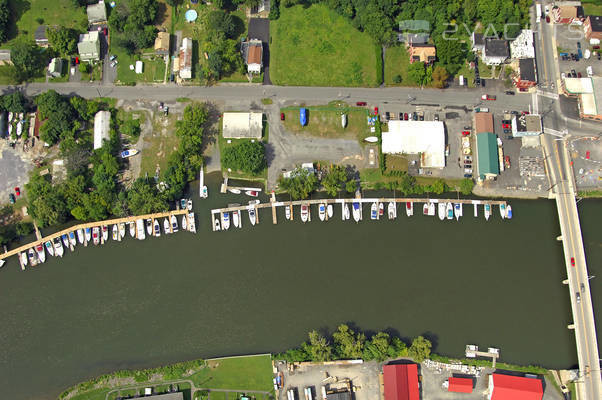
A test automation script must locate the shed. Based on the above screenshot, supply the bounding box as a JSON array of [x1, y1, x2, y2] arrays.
[[382, 121, 445, 168], [135, 60, 143, 74], [48, 58, 63, 78], [448, 377, 473, 393], [488, 373, 543, 400], [476, 132, 499, 179], [474, 112, 493, 134], [0, 49, 12, 65], [94, 110, 111, 150], [87, 1, 108, 25], [222, 112, 263, 139], [383, 363, 419, 400]]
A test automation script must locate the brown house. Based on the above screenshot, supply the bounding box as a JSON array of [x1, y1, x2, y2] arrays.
[[584, 15, 602, 41], [409, 44, 436, 64]]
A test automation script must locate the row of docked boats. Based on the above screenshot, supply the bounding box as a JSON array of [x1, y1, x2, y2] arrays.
[[214, 201, 259, 230]]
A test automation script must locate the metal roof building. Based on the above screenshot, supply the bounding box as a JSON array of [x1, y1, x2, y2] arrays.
[[179, 38, 193, 79], [382, 121, 445, 168], [93, 111, 111, 150], [510, 30, 534, 59], [222, 112, 263, 139], [140, 393, 183, 400], [488, 373, 543, 400], [383, 363, 420, 400], [476, 132, 499, 179], [87, 1, 107, 25], [448, 377, 473, 393]]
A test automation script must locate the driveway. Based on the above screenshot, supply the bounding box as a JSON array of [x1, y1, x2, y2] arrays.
[[248, 18, 271, 85]]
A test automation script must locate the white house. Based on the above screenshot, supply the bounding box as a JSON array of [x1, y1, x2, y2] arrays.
[[222, 112, 263, 139]]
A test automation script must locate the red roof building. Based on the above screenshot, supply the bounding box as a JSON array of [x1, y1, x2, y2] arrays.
[[489, 373, 543, 400], [383, 364, 420, 400], [448, 377, 473, 393]]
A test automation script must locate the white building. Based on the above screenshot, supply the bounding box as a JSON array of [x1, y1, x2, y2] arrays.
[[222, 112, 263, 139], [382, 121, 445, 168], [93, 110, 111, 150], [510, 30, 535, 59], [179, 38, 193, 79]]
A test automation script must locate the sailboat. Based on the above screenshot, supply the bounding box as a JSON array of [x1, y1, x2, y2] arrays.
[[406, 201, 413, 217], [370, 202, 378, 220], [454, 203, 462, 220], [200, 169, 208, 198], [319, 203, 326, 221], [300, 204, 309, 222], [484, 204, 491, 221], [446, 202, 453, 220], [388, 202, 396, 219], [352, 201, 361, 222]]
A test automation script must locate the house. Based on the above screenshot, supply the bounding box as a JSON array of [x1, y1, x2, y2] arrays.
[[471, 32, 486, 53], [382, 121, 445, 168], [222, 112, 263, 139], [510, 30, 534, 59], [487, 373, 543, 400], [0, 50, 11, 65], [552, 6, 584, 24], [482, 39, 509, 65], [514, 58, 537, 90], [47, 58, 63, 78], [511, 114, 542, 137], [383, 363, 420, 400], [448, 377, 473, 393], [77, 31, 100, 62], [242, 39, 263, 73], [34, 25, 48, 47], [476, 132, 499, 180], [474, 112, 494, 134], [154, 32, 170, 55], [408, 44, 436, 64], [584, 15, 602, 41], [87, 1, 107, 25], [93, 111, 111, 150], [179, 37, 193, 79]]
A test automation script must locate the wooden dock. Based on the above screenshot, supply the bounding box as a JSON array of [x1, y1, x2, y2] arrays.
[[0, 209, 190, 262]]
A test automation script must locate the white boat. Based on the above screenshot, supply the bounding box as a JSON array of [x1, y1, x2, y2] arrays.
[[352, 201, 361, 222], [180, 199, 187, 210], [214, 217, 221, 231], [319, 203, 326, 221], [45, 240, 54, 256], [92, 227, 100, 245], [16, 121, 22, 136], [343, 203, 350, 220], [163, 218, 171, 234], [301, 204, 309, 223], [484, 204, 491, 221], [378, 202, 384, 218], [423, 203, 429, 215], [506, 204, 513, 219], [119, 222, 126, 239], [20, 252, 28, 267], [101, 225, 109, 242], [406, 201, 413, 217], [69, 231, 77, 247], [61, 234, 70, 249], [248, 206, 256, 226], [187, 199, 193, 210], [499, 204, 506, 219], [285, 205, 291, 220], [8, 123, 12, 136], [234, 210, 242, 228], [388, 202, 396, 219], [438, 203, 446, 220], [428, 202, 436, 216], [182, 214, 188, 231], [171, 215, 179, 232], [454, 203, 462, 220], [53, 238, 64, 257], [245, 190, 259, 197], [129, 221, 136, 237], [77, 228, 85, 244], [36, 244, 46, 263], [8, 112, 13, 123], [473, 203, 478, 217], [370, 202, 378, 220], [221, 212, 230, 230], [187, 213, 196, 233], [28, 248, 38, 266], [85, 227, 92, 243], [446, 202, 453, 220], [228, 188, 241, 194], [120, 149, 139, 158], [364, 136, 378, 143], [341, 113, 347, 128], [146, 219, 153, 235], [327, 204, 333, 219], [154, 219, 161, 236], [199, 169, 208, 199], [112, 224, 119, 241], [136, 219, 146, 240]]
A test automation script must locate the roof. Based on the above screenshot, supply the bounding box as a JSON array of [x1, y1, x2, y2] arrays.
[[154, 32, 170, 51], [87, 1, 107, 23], [222, 112, 263, 139], [476, 132, 499, 177], [448, 377, 473, 393], [484, 39, 509, 58], [472, 32, 485, 46], [519, 58, 536, 82], [587, 15, 602, 32], [78, 31, 100, 59], [383, 364, 419, 400], [490, 374, 543, 400], [0, 49, 11, 61], [48, 58, 62, 74], [247, 42, 262, 65], [564, 77, 593, 94], [555, 6, 581, 19], [140, 393, 184, 400], [179, 37, 193, 79], [383, 121, 445, 168], [325, 392, 352, 400], [581, 76, 602, 116], [474, 112, 494, 133], [406, 33, 430, 45], [93, 111, 111, 150], [514, 114, 542, 135], [34, 25, 47, 41], [510, 30, 534, 59]]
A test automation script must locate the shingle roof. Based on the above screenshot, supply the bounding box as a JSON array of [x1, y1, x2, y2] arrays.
[[519, 58, 536, 82], [588, 15, 602, 32], [34, 25, 47, 41], [484, 39, 509, 58], [87, 1, 107, 24], [247, 43, 262, 65]]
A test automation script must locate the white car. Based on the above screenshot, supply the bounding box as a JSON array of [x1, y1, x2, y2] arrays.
[[464, 168, 473, 174]]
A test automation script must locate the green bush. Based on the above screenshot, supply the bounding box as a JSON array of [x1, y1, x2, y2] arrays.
[[375, 44, 383, 85], [222, 141, 266, 175]]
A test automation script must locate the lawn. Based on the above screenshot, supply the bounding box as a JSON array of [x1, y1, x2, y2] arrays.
[[140, 113, 180, 177], [113, 46, 167, 84], [384, 45, 411, 86], [270, 4, 378, 87], [384, 154, 409, 173], [80, 62, 103, 82], [582, 0, 602, 15], [1, 0, 87, 48], [188, 355, 273, 391], [455, 63, 476, 88], [281, 104, 370, 141]]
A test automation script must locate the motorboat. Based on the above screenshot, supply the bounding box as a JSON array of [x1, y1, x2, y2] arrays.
[[68, 231, 77, 247], [171, 215, 179, 232], [180, 199, 187, 210], [20, 252, 28, 267], [199, 169, 208, 198], [319, 203, 326, 221], [454, 203, 462, 220], [45, 240, 54, 256], [221, 212, 230, 230], [343, 203, 350, 220], [370, 202, 378, 220], [499, 203, 506, 219], [406, 201, 413, 217], [129, 221, 136, 237], [16, 121, 22, 136], [352, 201, 361, 222], [36, 244, 46, 263], [285, 205, 291, 220], [228, 188, 241, 194], [8, 112, 12, 123], [182, 214, 188, 231], [446, 202, 453, 220], [438, 202, 446, 220], [236, 210, 243, 228], [120, 149, 139, 158], [146, 219, 153, 236], [388, 202, 396, 219], [214, 217, 221, 231], [77, 228, 85, 244], [364, 136, 378, 143], [428, 202, 436, 216], [187, 199, 193, 210], [119, 222, 126, 239], [301, 204, 309, 223], [101, 225, 108, 242], [248, 206, 256, 226], [327, 204, 333, 219], [473, 203, 478, 217], [154, 219, 161, 236], [341, 113, 347, 128], [201, 185, 208, 199], [27, 248, 37, 266], [53, 237, 64, 257], [163, 218, 171, 234], [136, 219, 146, 240], [423, 203, 429, 215], [484, 204, 491, 221], [112, 224, 119, 241], [85, 227, 92, 243], [92, 227, 100, 245], [245, 190, 259, 197], [378, 202, 384, 217], [61, 234, 70, 249], [506, 204, 513, 219], [187, 213, 196, 233]]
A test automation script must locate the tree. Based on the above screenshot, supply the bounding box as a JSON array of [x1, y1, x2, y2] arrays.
[[408, 336, 432, 362], [121, 118, 141, 139], [431, 65, 450, 88], [10, 40, 46, 82], [127, 178, 169, 215], [2, 91, 27, 113], [35, 90, 76, 145], [78, 62, 90, 74], [407, 62, 426, 85], [363, 331, 398, 362], [26, 174, 68, 227], [47, 26, 79, 57], [345, 179, 356, 193], [435, 38, 465, 75], [333, 324, 365, 359], [392, 74, 402, 84], [459, 178, 474, 195], [207, 10, 236, 39], [222, 141, 266, 175], [278, 167, 318, 200], [321, 165, 349, 196], [430, 178, 447, 194], [0, 0, 9, 44], [303, 330, 332, 362]]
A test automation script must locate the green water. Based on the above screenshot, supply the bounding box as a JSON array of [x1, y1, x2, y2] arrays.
[[0, 173, 600, 400]]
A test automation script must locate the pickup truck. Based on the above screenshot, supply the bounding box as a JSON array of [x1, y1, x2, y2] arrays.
[[481, 94, 496, 100]]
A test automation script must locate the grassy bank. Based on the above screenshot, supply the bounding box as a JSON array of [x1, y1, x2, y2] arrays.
[[270, 4, 378, 87], [578, 189, 602, 198], [280, 104, 370, 141], [384, 45, 411, 86]]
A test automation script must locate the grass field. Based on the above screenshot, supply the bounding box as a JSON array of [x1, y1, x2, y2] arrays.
[[140, 113, 179, 177], [281, 105, 370, 141], [114, 48, 167, 84], [384, 45, 411, 86], [270, 4, 378, 87], [188, 355, 273, 391], [582, 0, 602, 15], [384, 155, 409, 173]]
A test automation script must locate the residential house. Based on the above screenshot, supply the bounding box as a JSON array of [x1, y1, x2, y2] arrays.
[[552, 5, 584, 24], [222, 112, 263, 139], [584, 15, 602, 41], [471, 32, 486, 53], [154, 32, 170, 56], [87, 1, 108, 25], [482, 39, 509, 65], [47, 58, 63, 78], [408, 44, 436, 64], [514, 58, 537, 90], [34, 25, 48, 47], [398, 32, 429, 45], [78, 31, 100, 62], [242, 39, 263, 73], [0, 50, 11, 66], [510, 30, 534, 59], [179, 37, 193, 79]]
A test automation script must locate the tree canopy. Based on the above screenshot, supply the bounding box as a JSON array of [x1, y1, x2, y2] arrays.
[[408, 335, 432, 362], [47, 26, 80, 57], [222, 141, 266, 175], [35, 90, 77, 145], [278, 167, 318, 200], [10, 40, 46, 82], [321, 165, 355, 196], [0, 0, 9, 44], [109, 0, 158, 53], [2, 91, 28, 113]]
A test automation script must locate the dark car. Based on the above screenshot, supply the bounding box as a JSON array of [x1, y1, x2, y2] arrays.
[[546, 15, 550, 23], [505, 90, 515, 95], [8, 193, 15, 204], [578, 72, 582, 78], [577, 42, 581, 49], [385, 111, 390, 121], [598, 52, 601, 61], [356, 101, 367, 106], [511, 110, 519, 115], [419, 113, 424, 121], [481, 80, 485, 87], [412, 112, 418, 121], [399, 112, 404, 120], [280, 112, 285, 121], [463, 173, 472, 178], [70, 57, 76, 66]]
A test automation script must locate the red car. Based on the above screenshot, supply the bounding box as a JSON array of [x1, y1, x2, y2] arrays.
[[571, 257, 575, 267], [374, 106, 379, 115], [280, 112, 285, 121], [14, 187, 20, 196], [546, 15, 550, 23], [504, 156, 510, 169], [502, 123, 510, 129], [403, 113, 408, 120], [356, 101, 367, 106], [103, 27, 108, 36], [481, 94, 496, 100], [586, 151, 590, 160], [75, 56, 79, 65], [521, 110, 530, 115], [462, 131, 470, 136]]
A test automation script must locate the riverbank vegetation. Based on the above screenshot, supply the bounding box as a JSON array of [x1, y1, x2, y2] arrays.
[[222, 141, 266, 176], [278, 164, 357, 200]]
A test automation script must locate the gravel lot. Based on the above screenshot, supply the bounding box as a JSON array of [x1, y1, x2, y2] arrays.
[[570, 136, 602, 189]]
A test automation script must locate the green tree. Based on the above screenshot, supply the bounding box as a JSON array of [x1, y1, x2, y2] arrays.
[[430, 178, 447, 194], [25, 173, 68, 227], [392, 74, 402, 84], [408, 336, 432, 362], [35, 90, 77, 145], [222, 141, 266, 175], [407, 62, 426, 85], [321, 165, 349, 196], [431, 65, 450, 88], [459, 178, 474, 195], [127, 178, 169, 215], [47, 26, 79, 57], [10, 40, 46, 82], [121, 118, 141, 139], [2, 91, 27, 113], [333, 324, 365, 359], [363, 331, 397, 362], [0, 0, 9, 44], [15, 222, 34, 237], [435, 39, 465, 75], [303, 330, 332, 362], [278, 167, 318, 200], [207, 10, 236, 39], [345, 179, 356, 193]]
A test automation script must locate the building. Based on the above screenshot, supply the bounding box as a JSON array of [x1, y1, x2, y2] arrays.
[[222, 112, 263, 139], [93, 111, 111, 150], [77, 31, 100, 61], [474, 112, 494, 134], [562, 77, 602, 120], [476, 132, 499, 180], [511, 114, 542, 137], [0, 49, 11, 65], [135, 60, 143, 74], [325, 391, 352, 400], [408, 44, 436, 64], [87, 1, 107, 25], [242, 39, 263, 73], [382, 121, 445, 168], [510, 30, 534, 59], [514, 58, 537, 90], [448, 377, 473, 393], [154, 32, 170, 55], [383, 363, 420, 400], [482, 39, 509, 65], [47, 58, 63, 78], [471, 32, 486, 53], [179, 37, 193, 79], [584, 15, 602, 41], [34, 25, 48, 47], [553, 6, 584, 24], [488, 373, 543, 400]]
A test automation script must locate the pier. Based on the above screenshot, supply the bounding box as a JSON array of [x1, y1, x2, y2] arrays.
[[465, 345, 500, 368]]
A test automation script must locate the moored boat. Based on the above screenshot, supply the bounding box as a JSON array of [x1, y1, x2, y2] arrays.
[[27, 248, 37, 266], [187, 199, 193, 210], [36, 244, 46, 263], [364, 136, 378, 143], [341, 113, 347, 128], [506, 204, 512, 219], [61, 234, 70, 249], [171, 214, 179, 232], [378, 202, 384, 217], [248, 206, 256, 226], [446, 202, 453, 220], [388, 202, 396, 219], [428, 201, 436, 216], [499, 203, 506, 219], [438, 203, 446, 220], [454, 203, 462, 220], [45, 240, 54, 256], [77, 228, 85, 244], [199, 169, 208, 199], [187, 213, 196, 233], [119, 222, 126, 239], [129, 221, 136, 237], [20, 252, 28, 267], [406, 201, 413, 217], [68, 231, 77, 248], [112, 224, 119, 241], [423, 203, 429, 215], [85, 227, 92, 244], [163, 218, 171, 234], [53, 237, 64, 257], [154, 219, 161, 236], [352, 201, 361, 222], [327, 204, 333, 219], [92, 227, 100, 245], [319, 203, 326, 221], [180, 199, 187, 210], [101, 225, 109, 242], [120, 149, 139, 158], [484, 204, 491, 221], [343, 203, 350, 220], [136, 219, 146, 240], [473, 203, 478, 217], [285, 205, 291, 220], [228, 188, 241, 194], [221, 212, 230, 230], [182, 214, 188, 231], [146, 219, 153, 236], [300, 204, 309, 223], [214, 216, 221, 231], [370, 202, 378, 220], [245, 190, 259, 197]]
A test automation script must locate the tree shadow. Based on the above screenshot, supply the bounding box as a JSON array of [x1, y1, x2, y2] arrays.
[[200, 101, 220, 153], [155, 2, 169, 28], [7, 0, 31, 41], [231, 14, 246, 40], [264, 141, 276, 167]]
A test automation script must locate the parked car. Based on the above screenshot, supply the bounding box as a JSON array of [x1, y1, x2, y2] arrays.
[[110, 55, 117, 61], [374, 106, 379, 115], [464, 156, 472, 162], [75, 56, 79, 65], [546, 15, 550, 23], [481, 94, 496, 100], [576, 292, 581, 303], [502, 123, 510, 129], [404, 113, 408, 120], [70, 57, 76, 66], [598, 52, 601, 61], [399, 112, 403, 120], [462, 131, 470, 136], [8, 193, 15, 204], [110, 60, 118, 68], [505, 90, 515, 95], [503, 129, 511, 134], [280, 112, 285, 121], [434, 114, 439, 121], [412, 112, 418, 121], [571, 257, 575, 267], [504, 156, 510, 169], [14, 187, 20, 196], [578, 72, 582, 78], [586, 150, 590, 159], [103, 27, 108, 36], [464, 168, 473, 174], [385, 111, 390, 121], [356, 101, 367, 106], [577, 41, 581, 49], [419, 113, 424, 121]]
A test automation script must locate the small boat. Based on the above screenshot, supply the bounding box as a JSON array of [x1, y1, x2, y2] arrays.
[[27, 248, 37, 266], [136, 219, 146, 239], [0, 260, 4, 268], [187, 213, 196, 233], [438, 203, 446, 220], [68, 231, 77, 247], [182, 214, 188, 231], [319, 203, 326, 221], [364, 136, 378, 143], [8, 112, 12, 122], [45, 240, 54, 256], [129, 221, 136, 237], [77, 228, 85, 244], [8, 123, 12, 136], [378, 202, 384, 217], [101, 225, 109, 242], [285, 205, 291, 220], [36, 244, 46, 263], [163, 218, 171, 234], [180, 199, 187, 210], [423, 203, 429, 215], [454, 203, 462, 220], [228, 188, 241, 194], [201, 185, 208, 198], [146, 219, 153, 236], [327, 204, 334, 219], [248, 207, 256, 226], [20, 252, 28, 267], [506, 204, 513, 219], [341, 113, 347, 128], [120, 149, 139, 158], [171, 215, 179, 232], [406, 201, 413, 217], [370, 202, 378, 220], [428, 202, 436, 216], [484, 204, 491, 221], [473, 203, 478, 217], [214, 217, 221, 231], [187, 199, 193, 210], [61, 234, 70, 249], [388, 202, 396, 219], [236, 210, 243, 228], [446, 202, 453, 220], [221, 212, 230, 230], [53, 237, 64, 257], [85, 227, 92, 243], [92, 227, 100, 245], [301, 204, 309, 223], [154, 219, 161, 236], [16, 121, 22, 136], [352, 201, 361, 222], [343, 203, 350, 220], [499, 203, 506, 219], [119, 222, 126, 239], [199, 169, 208, 199], [245, 190, 259, 197], [112, 224, 119, 241]]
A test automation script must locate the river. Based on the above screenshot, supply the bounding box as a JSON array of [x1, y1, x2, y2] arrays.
[[0, 173, 600, 400]]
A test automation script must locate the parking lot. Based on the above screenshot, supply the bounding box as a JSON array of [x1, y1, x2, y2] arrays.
[[555, 24, 602, 79], [571, 136, 602, 189]]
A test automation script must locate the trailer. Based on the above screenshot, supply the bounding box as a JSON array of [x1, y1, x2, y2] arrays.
[[299, 108, 307, 126], [536, 4, 542, 23]]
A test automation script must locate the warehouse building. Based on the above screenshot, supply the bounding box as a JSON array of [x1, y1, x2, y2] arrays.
[[93, 110, 111, 150], [383, 363, 420, 400], [222, 112, 263, 139], [476, 132, 499, 180], [488, 373, 543, 400], [382, 121, 445, 168]]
